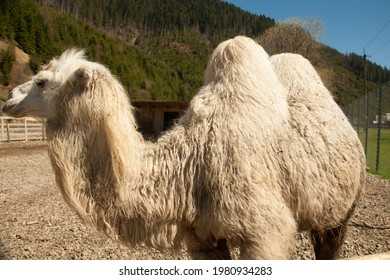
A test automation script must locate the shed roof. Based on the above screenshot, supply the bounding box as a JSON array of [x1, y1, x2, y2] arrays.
[[131, 100, 189, 110]]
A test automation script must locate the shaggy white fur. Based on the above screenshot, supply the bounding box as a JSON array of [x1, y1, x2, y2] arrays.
[[2, 37, 365, 260], [270, 53, 365, 225], [270, 53, 365, 259]]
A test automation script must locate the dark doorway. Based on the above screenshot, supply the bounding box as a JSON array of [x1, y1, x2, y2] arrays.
[[163, 111, 181, 131]]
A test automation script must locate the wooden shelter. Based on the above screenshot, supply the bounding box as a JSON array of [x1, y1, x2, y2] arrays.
[[132, 101, 189, 140]]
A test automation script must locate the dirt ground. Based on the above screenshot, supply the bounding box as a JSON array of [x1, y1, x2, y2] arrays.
[[0, 141, 389, 260]]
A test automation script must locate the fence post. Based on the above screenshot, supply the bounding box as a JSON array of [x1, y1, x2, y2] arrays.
[[24, 118, 28, 142], [364, 90, 369, 156], [1, 117, 3, 140], [375, 83, 383, 174], [6, 122, 10, 142], [357, 98, 360, 135], [364, 51, 369, 156], [42, 121, 46, 141]]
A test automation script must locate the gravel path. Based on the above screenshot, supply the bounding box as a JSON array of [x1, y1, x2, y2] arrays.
[[0, 141, 389, 260]]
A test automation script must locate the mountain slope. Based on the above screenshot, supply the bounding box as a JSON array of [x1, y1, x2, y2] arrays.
[[36, 0, 275, 38], [0, 0, 388, 105]]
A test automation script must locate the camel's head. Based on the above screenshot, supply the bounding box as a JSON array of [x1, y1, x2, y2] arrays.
[[2, 49, 98, 120]]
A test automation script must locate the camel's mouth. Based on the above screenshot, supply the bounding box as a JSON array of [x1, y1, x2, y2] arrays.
[[1, 100, 25, 118], [2, 101, 16, 114], [2, 91, 18, 114]]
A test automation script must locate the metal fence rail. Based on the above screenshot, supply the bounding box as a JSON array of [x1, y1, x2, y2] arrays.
[[0, 116, 46, 142], [343, 81, 390, 179]]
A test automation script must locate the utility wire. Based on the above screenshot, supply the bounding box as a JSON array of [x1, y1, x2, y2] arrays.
[[372, 37, 390, 55], [382, 52, 390, 67], [365, 18, 390, 50]]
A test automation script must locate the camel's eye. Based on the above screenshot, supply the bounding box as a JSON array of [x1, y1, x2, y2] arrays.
[[36, 79, 46, 89]]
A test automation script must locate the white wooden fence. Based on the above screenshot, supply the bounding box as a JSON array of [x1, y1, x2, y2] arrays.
[[0, 116, 46, 142]]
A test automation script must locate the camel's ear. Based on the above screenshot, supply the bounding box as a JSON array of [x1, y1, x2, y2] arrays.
[[73, 67, 92, 88]]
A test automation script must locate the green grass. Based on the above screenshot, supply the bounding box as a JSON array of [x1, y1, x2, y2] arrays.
[[356, 127, 390, 179]]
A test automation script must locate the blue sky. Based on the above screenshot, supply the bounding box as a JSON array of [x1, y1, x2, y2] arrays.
[[224, 0, 390, 69]]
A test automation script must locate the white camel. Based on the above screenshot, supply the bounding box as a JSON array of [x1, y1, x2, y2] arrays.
[[2, 36, 365, 259]]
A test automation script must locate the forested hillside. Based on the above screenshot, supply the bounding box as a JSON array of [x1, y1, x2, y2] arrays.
[[35, 0, 274, 37], [0, 0, 389, 105]]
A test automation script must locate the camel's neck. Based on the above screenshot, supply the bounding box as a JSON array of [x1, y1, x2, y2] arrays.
[[45, 98, 140, 232], [46, 109, 193, 248]]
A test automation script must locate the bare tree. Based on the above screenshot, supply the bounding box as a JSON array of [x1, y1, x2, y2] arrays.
[[258, 18, 336, 94], [257, 17, 324, 60], [285, 17, 324, 41]]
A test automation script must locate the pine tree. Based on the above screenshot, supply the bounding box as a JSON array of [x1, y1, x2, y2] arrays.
[[0, 46, 16, 85]]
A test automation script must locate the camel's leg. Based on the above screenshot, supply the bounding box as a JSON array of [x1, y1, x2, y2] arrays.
[[239, 237, 293, 260], [239, 219, 297, 259], [238, 201, 297, 259], [311, 225, 347, 260], [184, 230, 231, 260], [240, 240, 267, 260], [311, 203, 357, 260]]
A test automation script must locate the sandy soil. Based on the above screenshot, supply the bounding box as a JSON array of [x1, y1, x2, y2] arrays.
[[0, 141, 389, 260]]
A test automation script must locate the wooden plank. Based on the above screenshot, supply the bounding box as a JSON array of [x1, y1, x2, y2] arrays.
[[347, 251, 390, 260]]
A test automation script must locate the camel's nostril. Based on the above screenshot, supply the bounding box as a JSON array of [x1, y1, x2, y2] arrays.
[[1, 102, 12, 114], [8, 91, 13, 100]]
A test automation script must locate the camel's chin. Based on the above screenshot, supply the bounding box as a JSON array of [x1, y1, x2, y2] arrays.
[[2, 104, 26, 118], [1, 102, 15, 114]]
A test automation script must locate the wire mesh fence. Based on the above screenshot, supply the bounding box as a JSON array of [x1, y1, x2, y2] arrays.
[[343, 81, 390, 179]]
